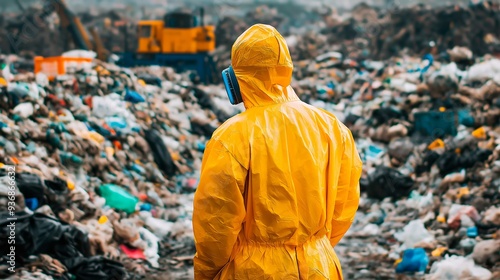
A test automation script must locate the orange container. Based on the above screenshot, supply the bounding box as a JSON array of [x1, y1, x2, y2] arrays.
[[34, 56, 93, 81]]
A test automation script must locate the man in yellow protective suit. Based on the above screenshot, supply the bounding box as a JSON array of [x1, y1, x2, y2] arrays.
[[192, 24, 362, 279]]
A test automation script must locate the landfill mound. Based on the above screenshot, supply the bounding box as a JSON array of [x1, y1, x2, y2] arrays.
[[3, 2, 500, 62], [215, 2, 500, 61], [319, 2, 500, 60], [212, 2, 500, 72]]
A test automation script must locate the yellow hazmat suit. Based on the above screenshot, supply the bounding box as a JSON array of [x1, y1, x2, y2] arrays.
[[193, 24, 362, 280]]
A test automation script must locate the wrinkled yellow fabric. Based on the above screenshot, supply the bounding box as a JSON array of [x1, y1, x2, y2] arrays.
[[193, 24, 362, 280]]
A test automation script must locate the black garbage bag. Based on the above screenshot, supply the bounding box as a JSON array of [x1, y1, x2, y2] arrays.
[[144, 129, 177, 177], [415, 151, 440, 175], [190, 121, 217, 138], [436, 149, 493, 176], [44, 177, 70, 215], [364, 166, 414, 200], [0, 213, 125, 279], [344, 114, 362, 127], [192, 87, 214, 111], [64, 256, 127, 280], [15, 172, 47, 206], [370, 107, 406, 127]]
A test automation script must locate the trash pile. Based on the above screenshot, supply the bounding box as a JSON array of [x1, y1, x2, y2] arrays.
[[0, 2, 500, 280], [212, 2, 500, 72], [320, 1, 500, 60], [291, 46, 500, 278], [215, 1, 500, 62], [0, 52, 243, 279]]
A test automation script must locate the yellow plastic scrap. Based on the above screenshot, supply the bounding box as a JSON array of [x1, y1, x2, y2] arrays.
[[394, 259, 403, 266], [437, 215, 446, 223], [439, 107, 446, 112], [138, 79, 146, 87], [0, 77, 7, 86], [95, 65, 110, 76], [98, 215, 108, 224], [105, 147, 115, 158], [193, 24, 362, 280], [431, 247, 447, 257], [88, 131, 105, 145], [67, 180, 75, 191], [457, 187, 470, 199], [428, 139, 445, 150], [472, 127, 486, 139], [171, 152, 180, 161], [48, 111, 56, 119]]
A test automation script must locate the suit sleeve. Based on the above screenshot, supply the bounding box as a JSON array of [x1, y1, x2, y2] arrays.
[[329, 125, 362, 247], [193, 139, 247, 279]]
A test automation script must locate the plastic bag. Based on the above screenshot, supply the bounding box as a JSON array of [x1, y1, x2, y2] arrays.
[[363, 166, 414, 200], [428, 256, 492, 280], [13, 102, 34, 119], [139, 211, 174, 239], [447, 204, 481, 229], [465, 59, 500, 82], [396, 248, 429, 273], [394, 220, 434, 248]]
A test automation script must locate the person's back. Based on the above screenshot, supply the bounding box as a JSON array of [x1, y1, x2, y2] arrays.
[[193, 24, 362, 280]]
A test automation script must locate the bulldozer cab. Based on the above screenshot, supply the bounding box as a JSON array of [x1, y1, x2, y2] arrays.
[[137, 20, 163, 53]]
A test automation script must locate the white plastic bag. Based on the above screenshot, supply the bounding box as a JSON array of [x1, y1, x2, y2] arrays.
[[428, 256, 492, 280], [13, 102, 34, 119], [394, 220, 434, 248], [465, 59, 500, 82]]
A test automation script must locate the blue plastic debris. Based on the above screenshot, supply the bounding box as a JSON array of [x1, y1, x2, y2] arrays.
[[105, 117, 128, 130], [365, 144, 385, 161], [130, 164, 146, 175], [458, 110, 475, 127], [124, 88, 145, 103], [196, 141, 206, 152], [466, 226, 478, 238], [396, 248, 429, 273], [140, 203, 152, 212], [414, 109, 473, 136], [25, 198, 39, 211]]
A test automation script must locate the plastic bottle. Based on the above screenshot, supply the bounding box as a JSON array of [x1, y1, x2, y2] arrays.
[[99, 184, 138, 214]]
